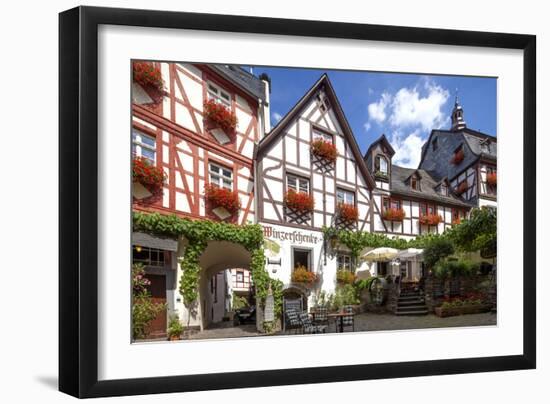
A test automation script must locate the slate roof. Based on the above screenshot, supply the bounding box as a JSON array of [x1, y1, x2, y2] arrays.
[[391, 165, 473, 208], [209, 64, 267, 102]]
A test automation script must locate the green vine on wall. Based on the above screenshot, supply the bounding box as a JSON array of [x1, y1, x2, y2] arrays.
[[133, 212, 283, 323]]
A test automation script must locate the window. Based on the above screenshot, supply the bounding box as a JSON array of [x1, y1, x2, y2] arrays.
[[440, 183, 448, 196], [383, 198, 401, 212], [287, 174, 309, 194], [336, 188, 355, 205], [207, 82, 231, 107], [316, 93, 331, 112], [432, 138, 438, 151], [132, 245, 165, 267], [132, 129, 156, 163], [375, 155, 388, 174], [209, 162, 233, 190], [293, 248, 311, 271], [312, 128, 333, 143], [411, 177, 419, 190], [236, 271, 244, 283], [337, 254, 353, 272]]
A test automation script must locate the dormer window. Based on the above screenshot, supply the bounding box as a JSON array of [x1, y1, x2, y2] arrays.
[[432, 138, 438, 151], [411, 177, 419, 191], [375, 155, 388, 176], [440, 183, 448, 196]]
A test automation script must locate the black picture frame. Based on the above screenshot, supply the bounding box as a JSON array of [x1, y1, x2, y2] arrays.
[[59, 6, 536, 398]]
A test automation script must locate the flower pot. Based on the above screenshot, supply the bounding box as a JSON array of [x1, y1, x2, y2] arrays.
[[169, 335, 181, 341]]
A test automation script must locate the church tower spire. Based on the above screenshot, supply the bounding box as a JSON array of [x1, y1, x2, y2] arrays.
[[451, 89, 467, 131]]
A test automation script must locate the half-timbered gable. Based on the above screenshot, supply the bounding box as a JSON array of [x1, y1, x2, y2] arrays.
[[132, 62, 269, 225], [256, 74, 375, 232]]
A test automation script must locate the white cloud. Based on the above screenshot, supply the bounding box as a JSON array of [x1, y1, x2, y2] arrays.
[[367, 92, 391, 124], [272, 112, 283, 123], [389, 80, 450, 131], [364, 122, 371, 132], [390, 130, 425, 168]]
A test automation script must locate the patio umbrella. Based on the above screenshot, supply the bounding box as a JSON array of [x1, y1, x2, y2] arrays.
[[361, 247, 399, 262], [397, 248, 424, 260]]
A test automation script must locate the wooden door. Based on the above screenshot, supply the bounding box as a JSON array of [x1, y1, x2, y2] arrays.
[[145, 274, 167, 338]]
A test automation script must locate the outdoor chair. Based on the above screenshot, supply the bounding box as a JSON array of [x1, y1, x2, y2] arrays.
[[341, 305, 355, 332], [298, 311, 327, 334], [313, 305, 329, 327], [284, 308, 302, 334]]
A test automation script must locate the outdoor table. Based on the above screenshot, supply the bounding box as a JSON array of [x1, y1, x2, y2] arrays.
[[327, 311, 354, 333]]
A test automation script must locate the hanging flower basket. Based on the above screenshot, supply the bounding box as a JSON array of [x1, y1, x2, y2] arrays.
[[486, 172, 497, 187], [451, 149, 464, 165], [204, 184, 241, 214], [337, 203, 358, 223], [291, 265, 318, 286], [311, 139, 338, 164], [382, 208, 406, 222], [132, 157, 166, 196], [456, 180, 468, 195], [419, 213, 443, 226], [133, 62, 165, 103], [203, 99, 238, 134], [284, 189, 314, 213]]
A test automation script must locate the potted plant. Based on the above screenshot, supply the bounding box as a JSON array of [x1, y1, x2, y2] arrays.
[[311, 138, 338, 164], [167, 314, 184, 341], [336, 269, 357, 285], [284, 189, 315, 213], [419, 213, 443, 226], [456, 180, 468, 195], [132, 157, 167, 199], [337, 203, 359, 223], [486, 172, 497, 187], [204, 184, 241, 215], [203, 99, 238, 135], [451, 148, 464, 165], [132, 61, 165, 103], [382, 207, 406, 222]]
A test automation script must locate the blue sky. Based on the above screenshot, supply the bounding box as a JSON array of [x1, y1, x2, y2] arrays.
[[245, 66, 496, 168]]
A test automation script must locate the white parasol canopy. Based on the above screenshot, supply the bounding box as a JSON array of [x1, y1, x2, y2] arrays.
[[397, 248, 424, 260], [362, 247, 399, 262]]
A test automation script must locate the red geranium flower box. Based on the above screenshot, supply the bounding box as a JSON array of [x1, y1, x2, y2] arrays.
[[419, 213, 443, 226], [311, 139, 338, 164], [456, 180, 468, 195], [132, 157, 166, 195], [133, 62, 165, 104], [203, 99, 238, 134], [486, 172, 497, 187], [382, 208, 406, 222], [284, 189, 315, 213], [451, 149, 465, 165], [204, 184, 241, 214], [291, 265, 318, 285], [337, 203, 358, 223]]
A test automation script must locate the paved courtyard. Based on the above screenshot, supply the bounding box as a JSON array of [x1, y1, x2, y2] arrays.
[[187, 312, 497, 340]]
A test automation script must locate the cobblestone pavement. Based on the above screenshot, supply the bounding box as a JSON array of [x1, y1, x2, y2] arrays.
[[186, 312, 496, 340]]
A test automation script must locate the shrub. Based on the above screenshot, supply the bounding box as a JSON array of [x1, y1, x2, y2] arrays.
[[337, 203, 358, 223], [232, 294, 248, 310], [383, 208, 406, 221], [203, 99, 238, 133], [330, 284, 360, 310], [419, 213, 442, 226], [132, 263, 166, 340], [132, 157, 167, 195], [284, 189, 314, 213], [204, 184, 241, 214], [423, 238, 455, 269], [336, 270, 357, 284], [311, 139, 338, 163], [433, 258, 479, 279], [291, 265, 318, 284], [167, 314, 184, 339]]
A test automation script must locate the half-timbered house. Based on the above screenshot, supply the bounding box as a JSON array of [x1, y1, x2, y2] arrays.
[[255, 74, 376, 307]]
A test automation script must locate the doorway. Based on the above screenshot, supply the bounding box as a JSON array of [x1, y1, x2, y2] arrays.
[[144, 274, 167, 338]]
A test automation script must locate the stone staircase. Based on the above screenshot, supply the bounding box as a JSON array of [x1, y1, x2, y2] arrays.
[[396, 288, 428, 316]]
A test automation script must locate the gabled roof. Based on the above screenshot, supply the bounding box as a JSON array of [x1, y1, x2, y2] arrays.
[[256, 74, 375, 189], [391, 165, 473, 208], [208, 64, 267, 103], [364, 133, 396, 158]]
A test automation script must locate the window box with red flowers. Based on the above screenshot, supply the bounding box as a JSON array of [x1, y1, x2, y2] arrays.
[[284, 189, 315, 214], [132, 157, 166, 198], [486, 172, 497, 187], [337, 203, 358, 223], [291, 265, 318, 286], [311, 138, 338, 164], [451, 148, 465, 165], [203, 99, 238, 136], [382, 208, 406, 222], [132, 62, 165, 103], [419, 213, 443, 226], [204, 184, 241, 215], [456, 180, 468, 195]]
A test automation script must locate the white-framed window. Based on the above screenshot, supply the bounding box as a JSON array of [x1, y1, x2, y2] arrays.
[[312, 128, 333, 143], [440, 183, 448, 196], [287, 174, 309, 194], [337, 254, 353, 272], [375, 155, 388, 174], [336, 188, 355, 205], [132, 245, 165, 267], [207, 82, 231, 107], [209, 162, 233, 190], [132, 129, 156, 163], [236, 271, 244, 283]]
